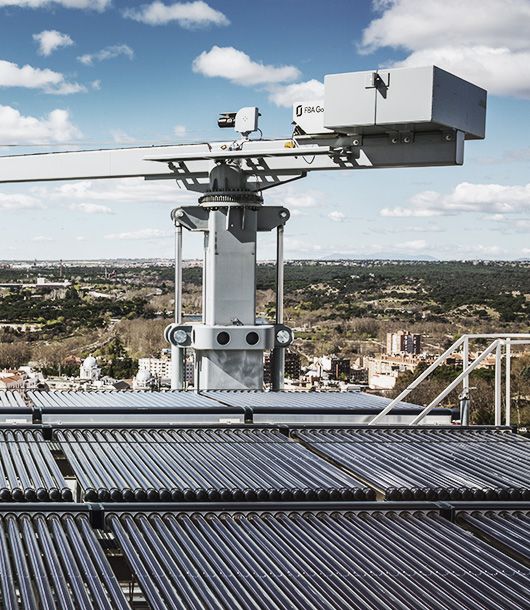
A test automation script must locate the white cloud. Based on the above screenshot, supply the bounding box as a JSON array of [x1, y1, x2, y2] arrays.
[[111, 129, 136, 144], [0, 0, 109, 9], [33, 30, 73, 56], [174, 124, 187, 138], [522, 247, 530, 256], [381, 181, 530, 217], [0, 59, 84, 94], [484, 215, 530, 233], [283, 193, 318, 209], [380, 206, 441, 218], [124, 1, 229, 27], [396, 239, 427, 251], [448, 243, 506, 257], [0, 192, 44, 210], [78, 44, 134, 66], [192, 46, 300, 86], [70, 202, 113, 215], [391, 46, 530, 98], [30, 177, 196, 206], [328, 211, 346, 223], [360, 0, 530, 98], [105, 228, 172, 240], [191, 46, 326, 108], [32, 235, 53, 242], [268, 79, 324, 108], [284, 237, 324, 255], [0, 106, 81, 144]]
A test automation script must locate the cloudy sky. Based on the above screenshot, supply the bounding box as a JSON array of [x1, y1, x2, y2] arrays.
[[0, 0, 529, 260]]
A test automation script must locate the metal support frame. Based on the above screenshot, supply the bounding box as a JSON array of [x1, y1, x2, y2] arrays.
[[505, 338, 511, 426], [369, 333, 530, 427], [410, 340, 501, 425], [0, 66, 487, 393], [495, 341, 502, 426], [165, 166, 292, 391], [271, 225, 285, 390], [171, 224, 184, 390]]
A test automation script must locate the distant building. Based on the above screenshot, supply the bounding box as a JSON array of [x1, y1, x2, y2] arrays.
[[18, 366, 45, 390], [285, 351, 302, 380], [80, 356, 101, 382], [386, 331, 421, 355], [133, 368, 155, 390], [329, 358, 351, 381], [364, 355, 419, 390], [264, 350, 302, 385], [0, 371, 24, 390], [138, 357, 171, 380], [350, 367, 368, 385]]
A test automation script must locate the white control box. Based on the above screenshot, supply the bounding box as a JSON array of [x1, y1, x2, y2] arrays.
[[324, 66, 487, 139]]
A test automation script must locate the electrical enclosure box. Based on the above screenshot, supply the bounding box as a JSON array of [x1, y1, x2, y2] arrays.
[[324, 66, 487, 139], [235, 107, 259, 135]]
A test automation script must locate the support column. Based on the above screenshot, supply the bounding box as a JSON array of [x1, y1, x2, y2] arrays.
[[171, 224, 184, 390], [165, 164, 292, 392], [271, 224, 285, 391], [197, 204, 263, 390]]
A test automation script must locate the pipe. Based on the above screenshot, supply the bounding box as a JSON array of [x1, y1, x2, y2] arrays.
[[271, 224, 285, 391]]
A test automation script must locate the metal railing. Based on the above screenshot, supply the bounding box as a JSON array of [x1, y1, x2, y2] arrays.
[[368, 334, 530, 426]]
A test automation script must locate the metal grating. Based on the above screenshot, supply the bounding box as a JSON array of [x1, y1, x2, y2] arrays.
[[459, 510, 530, 563], [0, 430, 72, 501], [295, 428, 530, 501], [0, 512, 130, 609], [56, 427, 372, 502], [0, 391, 26, 408], [108, 510, 530, 610]]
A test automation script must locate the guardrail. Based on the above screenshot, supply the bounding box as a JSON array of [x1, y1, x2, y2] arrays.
[[368, 334, 530, 426]]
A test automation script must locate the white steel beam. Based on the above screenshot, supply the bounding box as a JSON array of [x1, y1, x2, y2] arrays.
[[0, 131, 464, 190]]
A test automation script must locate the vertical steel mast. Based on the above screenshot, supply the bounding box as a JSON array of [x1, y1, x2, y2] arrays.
[[166, 161, 292, 390]]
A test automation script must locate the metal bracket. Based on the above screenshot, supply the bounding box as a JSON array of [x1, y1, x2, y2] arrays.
[[365, 71, 390, 98], [171, 206, 208, 231], [172, 205, 289, 233], [257, 207, 290, 231]]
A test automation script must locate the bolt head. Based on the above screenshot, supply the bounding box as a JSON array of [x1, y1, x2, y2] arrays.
[[276, 329, 291, 345], [173, 329, 188, 344]]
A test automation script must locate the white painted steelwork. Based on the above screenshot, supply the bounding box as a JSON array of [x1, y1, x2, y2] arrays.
[[0, 66, 486, 392], [369, 334, 530, 426]]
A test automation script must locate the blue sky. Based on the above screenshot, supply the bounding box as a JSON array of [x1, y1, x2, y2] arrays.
[[0, 0, 529, 260]]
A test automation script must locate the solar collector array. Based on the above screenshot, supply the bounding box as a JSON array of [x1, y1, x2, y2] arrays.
[[56, 428, 372, 502], [459, 510, 530, 563], [28, 390, 224, 409], [296, 428, 530, 500], [0, 512, 130, 610], [0, 430, 71, 501], [0, 391, 26, 408], [108, 510, 530, 610]]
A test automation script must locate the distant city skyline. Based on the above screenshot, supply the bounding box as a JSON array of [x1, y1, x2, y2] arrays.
[[0, 0, 529, 260]]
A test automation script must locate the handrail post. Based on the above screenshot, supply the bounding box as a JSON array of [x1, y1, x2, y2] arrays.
[[171, 223, 184, 390], [505, 337, 511, 426], [271, 224, 285, 390], [495, 340, 502, 426], [462, 334, 469, 396]]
